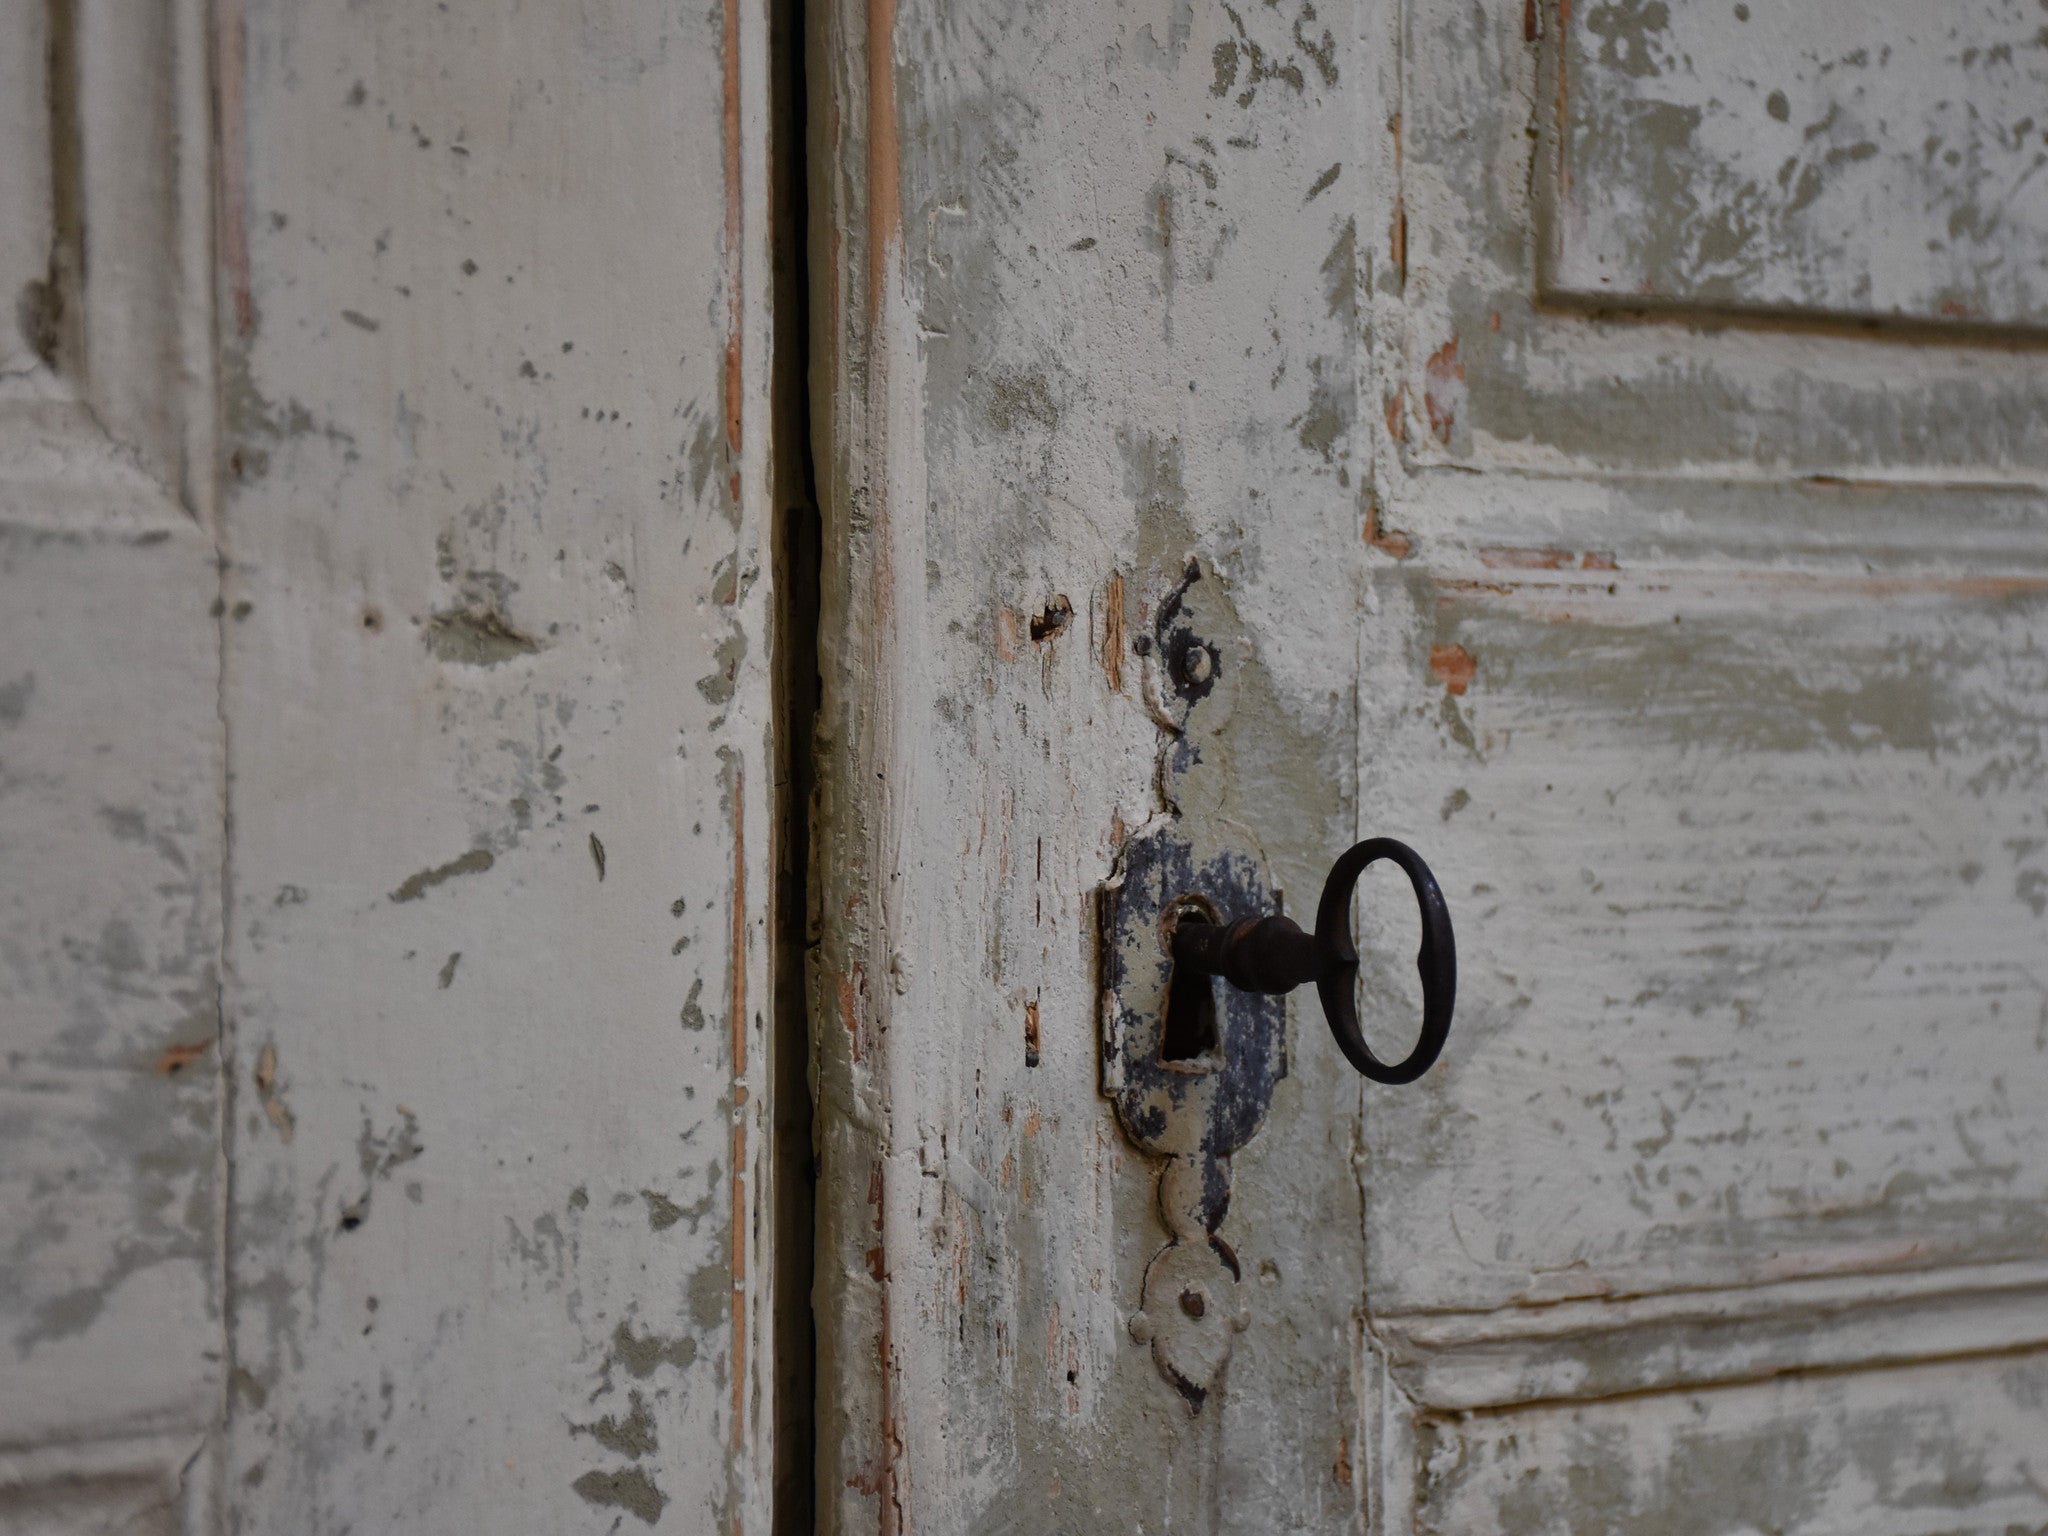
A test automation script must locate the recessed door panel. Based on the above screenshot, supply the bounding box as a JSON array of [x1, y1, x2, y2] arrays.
[[1548, 0, 2048, 329]]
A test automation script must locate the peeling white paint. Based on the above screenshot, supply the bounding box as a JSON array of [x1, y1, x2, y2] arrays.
[[1550, 0, 2048, 327], [3, 0, 783, 1529], [9, 0, 2048, 1529], [813, 0, 2048, 1531]]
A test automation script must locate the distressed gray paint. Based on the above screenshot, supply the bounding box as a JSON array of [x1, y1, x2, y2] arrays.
[[1396, 0, 2048, 477], [3, 0, 784, 1529], [9, 0, 2048, 1528], [1550, 0, 2048, 327], [0, 525, 223, 1451], [1415, 1350, 2048, 1535], [1362, 564, 2048, 1314], [1, 1, 221, 1520], [215, 1, 781, 1527], [815, 0, 2048, 1531], [811, 0, 1371, 1528], [1366, 0, 2048, 1526]]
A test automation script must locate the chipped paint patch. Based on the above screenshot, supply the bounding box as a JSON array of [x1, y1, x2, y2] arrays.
[[425, 605, 542, 665], [156, 1040, 211, 1075], [572, 1466, 668, 1524], [1423, 337, 1463, 445], [255, 1042, 294, 1143], [572, 1389, 659, 1458], [1100, 573, 1127, 692], [1365, 505, 1413, 559], [1550, 0, 2048, 326], [388, 847, 495, 903], [1428, 643, 1476, 695]]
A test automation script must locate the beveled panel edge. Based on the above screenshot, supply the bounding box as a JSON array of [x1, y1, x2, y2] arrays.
[[0, 0, 215, 525], [0, 1431, 212, 1534], [1382, 0, 2048, 487], [1371, 1256, 2048, 1413]]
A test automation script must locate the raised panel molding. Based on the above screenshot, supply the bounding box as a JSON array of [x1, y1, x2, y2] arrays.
[[1544, 0, 2048, 331], [0, 1, 61, 382], [1383, 0, 2048, 480], [0, 1435, 209, 1535], [1404, 1350, 2048, 1536], [0, 0, 214, 526], [1376, 1260, 2048, 1414]]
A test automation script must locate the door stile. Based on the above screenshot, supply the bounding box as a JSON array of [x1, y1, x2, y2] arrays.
[[806, 1, 912, 1526]]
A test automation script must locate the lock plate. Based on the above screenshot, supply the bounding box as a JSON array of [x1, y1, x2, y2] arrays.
[[1098, 559, 1288, 1412], [1099, 824, 1287, 1225]]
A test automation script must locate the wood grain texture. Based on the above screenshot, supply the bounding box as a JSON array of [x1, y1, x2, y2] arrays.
[[0, 1434, 213, 1535], [1359, 556, 2048, 1317], [1393, 0, 2048, 479], [1549, 0, 2048, 328], [212, 0, 782, 1529], [810, 0, 1373, 1528], [814, 0, 2048, 1531], [1413, 1350, 2048, 1535], [0, 0, 221, 1499]]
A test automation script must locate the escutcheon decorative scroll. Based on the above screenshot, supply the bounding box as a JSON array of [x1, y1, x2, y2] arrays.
[[1099, 561, 1284, 1413], [1099, 560, 1460, 1412]]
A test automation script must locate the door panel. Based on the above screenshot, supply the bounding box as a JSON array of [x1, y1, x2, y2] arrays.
[[1368, 0, 2048, 1527], [1413, 1350, 2048, 1536], [1395, 0, 2048, 477], [216, 1, 782, 1527], [810, 0, 1374, 1528], [2, 0, 789, 1529], [816, 0, 2048, 1531], [1362, 560, 2048, 1316], [1549, 0, 2048, 328]]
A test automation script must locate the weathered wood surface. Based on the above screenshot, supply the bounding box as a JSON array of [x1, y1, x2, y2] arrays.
[[0, 521, 222, 1491], [1548, 0, 2048, 327], [1361, 551, 2048, 1316], [817, 0, 2048, 1532], [811, 0, 1375, 1528], [215, 0, 783, 1527], [1410, 1348, 2048, 1535], [1364, 0, 2048, 1527], [1366, 0, 2048, 1320], [5, 0, 787, 1529], [1396, 0, 2048, 477], [2, 1, 221, 1524]]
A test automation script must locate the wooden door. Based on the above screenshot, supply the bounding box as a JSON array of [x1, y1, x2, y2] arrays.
[[810, 0, 2048, 1531], [1, 1, 799, 1530]]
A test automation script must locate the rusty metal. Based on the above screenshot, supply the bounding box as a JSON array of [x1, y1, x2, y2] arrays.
[[1100, 560, 1459, 1415], [1101, 818, 1271, 1414], [1100, 562, 1279, 1413], [1171, 837, 1457, 1085]]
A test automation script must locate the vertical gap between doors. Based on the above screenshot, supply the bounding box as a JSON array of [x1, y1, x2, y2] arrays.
[[767, 0, 821, 1526]]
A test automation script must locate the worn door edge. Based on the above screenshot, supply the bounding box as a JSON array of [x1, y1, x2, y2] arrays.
[[804, 0, 913, 1529], [768, 0, 822, 1525]]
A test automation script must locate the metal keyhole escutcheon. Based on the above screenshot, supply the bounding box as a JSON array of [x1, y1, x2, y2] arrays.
[[1099, 559, 1462, 1415]]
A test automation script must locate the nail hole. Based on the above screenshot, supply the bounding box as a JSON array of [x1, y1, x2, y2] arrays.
[[1029, 595, 1072, 642]]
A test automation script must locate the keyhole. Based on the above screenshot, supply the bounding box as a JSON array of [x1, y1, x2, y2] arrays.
[[1160, 895, 1223, 1069]]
